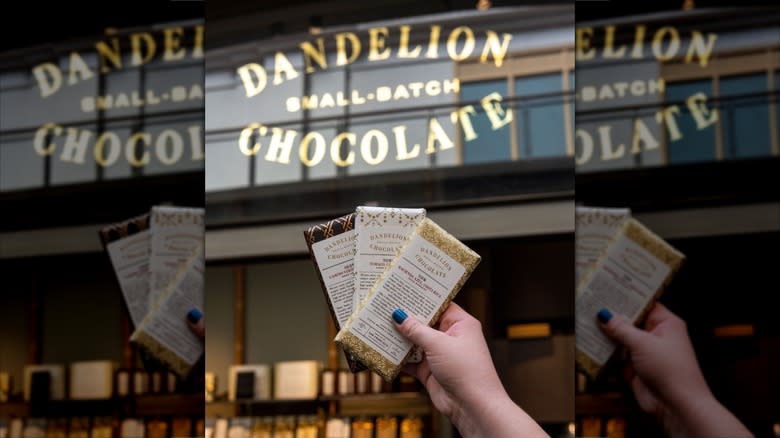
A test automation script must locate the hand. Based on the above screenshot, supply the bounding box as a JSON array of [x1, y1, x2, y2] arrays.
[[598, 303, 752, 438], [392, 303, 548, 438], [186, 308, 205, 340]]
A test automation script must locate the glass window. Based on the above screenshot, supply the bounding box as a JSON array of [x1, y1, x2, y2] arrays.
[[515, 73, 566, 158], [720, 73, 771, 159], [460, 80, 511, 164], [665, 80, 716, 164]]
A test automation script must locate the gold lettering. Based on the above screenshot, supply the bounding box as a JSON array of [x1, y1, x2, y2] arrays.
[[575, 129, 594, 165], [95, 38, 122, 73], [163, 27, 186, 61], [393, 85, 410, 100], [238, 123, 267, 156], [393, 125, 419, 160], [130, 32, 156, 66], [446, 26, 475, 61], [60, 127, 93, 164], [685, 31, 717, 67], [330, 132, 356, 167], [237, 63, 268, 98], [320, 93, 336, 108], [603, 25, 626, 59], [443, 78, 460, 94], [188, 125, 204, 161], [651, 26, 680, 61], [576, 27, 595, 61], [192, 25, 204, 59], [426, 117, 454, 153], [398, 25, 422, 58], [94, 132, 122, 167], [656, 106, 683, 142], [264, 127, 299, 164], [300, 39, 328, 73], [631, 118, 659, 154], [686, 92, 718, 130], [480, 31, 512, 67], [452, 106, 478, 141], [33, 123, 62, 156], [335, 32, 361, 66], [598, 125, 625, 161], [32, 63, 62, 98], [360, 129, 389, 165], [481, 92, 513, 130], [273, 52, 300, 85], [427, 25, 441, 59], [286, 97, 301, 112], [368, 27, 391, 61], [155, 129, 184, 165], [299, 131, 326, 167], [68, 52, 94, 85], [424, 80, 440, 96], [126, 132, 151, 167], [632, 25, 646, 59]]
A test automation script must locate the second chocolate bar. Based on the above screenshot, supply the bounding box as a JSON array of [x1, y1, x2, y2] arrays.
[[304, 214, 366, 372]]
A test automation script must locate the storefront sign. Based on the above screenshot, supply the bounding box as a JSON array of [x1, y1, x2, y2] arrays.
[[4, 24, 205, 170], [235, 24, 514, 167], [574, 24, 719, 167]]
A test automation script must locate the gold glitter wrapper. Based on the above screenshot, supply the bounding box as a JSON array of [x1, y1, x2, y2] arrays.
[[576, 218, 685, 379], [336, 218, 481, 381]]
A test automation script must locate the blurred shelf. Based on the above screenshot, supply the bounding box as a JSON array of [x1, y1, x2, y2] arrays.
[[206, 392, 433, 418], [0, 394, 203, 418], [575, 392, 637, 416], [0, 402, 30, 418], [28, 399, 127, 418], [236, 399, 326, 417], [326, 393, 432, 417], [134, 394, 204, 417]]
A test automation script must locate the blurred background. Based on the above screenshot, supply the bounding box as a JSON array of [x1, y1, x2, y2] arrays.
[[0, 2, 205, 437], [574, 3, 780, 437]]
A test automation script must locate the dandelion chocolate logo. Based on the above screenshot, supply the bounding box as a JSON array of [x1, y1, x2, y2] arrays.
[[28, 25, 205, 169], [236, 24, 514, 168]]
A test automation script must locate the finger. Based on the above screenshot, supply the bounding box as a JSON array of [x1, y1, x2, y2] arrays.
[[437, 303, 477, 333], [186, 308, 205, 339], [392, 308, 443, 350], [644, 302, 674, 329], [597, 307, 649, 350]]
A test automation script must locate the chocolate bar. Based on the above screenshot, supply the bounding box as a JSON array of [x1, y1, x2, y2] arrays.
[[575, 218, 685, 379], [100, 213, 151, 327], [303, 213, 366, 372], [336, 218, 480, 381], [575, 206, 631, 287], [131, 245, 204, 377]]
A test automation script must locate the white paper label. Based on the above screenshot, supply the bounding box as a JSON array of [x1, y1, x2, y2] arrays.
[[354, 207, 425, 310], [575, 207, 630, 286], [576, 235, 670, 365], [149, 206, 204, 310], [106, 230, 151, 327], [350, 234, 465, 365], [311, 229, 356, 328], [136, 247, 204, 367]]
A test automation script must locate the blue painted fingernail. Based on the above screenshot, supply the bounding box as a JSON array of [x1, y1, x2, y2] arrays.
[[392, 308, 408, 324], [187, 308, 203, 324], [597, 308, 612, 324]]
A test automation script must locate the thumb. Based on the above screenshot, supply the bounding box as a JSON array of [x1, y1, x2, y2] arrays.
[[392, 308, 442, 349], [597, 307, 649, 350]]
